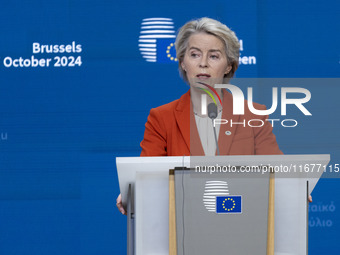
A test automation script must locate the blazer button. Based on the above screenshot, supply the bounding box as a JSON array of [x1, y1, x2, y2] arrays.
[[225, 131, 232, 136]]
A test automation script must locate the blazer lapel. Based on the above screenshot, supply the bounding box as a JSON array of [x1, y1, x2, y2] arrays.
[[218, 89, 240, 155], [174, 90, 204, 156], [174, 89, 239, 156]]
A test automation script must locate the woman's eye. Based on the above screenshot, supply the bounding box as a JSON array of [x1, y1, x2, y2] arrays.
[[190, 52, 199, 57], [210, 55, 219, 59]]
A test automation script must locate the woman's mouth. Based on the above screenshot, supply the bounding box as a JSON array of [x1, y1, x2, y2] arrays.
[[196, 73, 211, 80]]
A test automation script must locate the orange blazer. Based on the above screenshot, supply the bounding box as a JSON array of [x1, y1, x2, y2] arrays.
[[140, 90, 283, 156]]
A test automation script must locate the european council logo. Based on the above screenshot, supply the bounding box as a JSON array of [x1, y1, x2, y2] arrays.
[[203, 181, 229, 212], [138, 17, 177, 63], [216, 196, 242, 214]]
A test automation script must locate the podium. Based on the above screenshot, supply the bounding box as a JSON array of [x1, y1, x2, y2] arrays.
[[116, 155, 330, 255]]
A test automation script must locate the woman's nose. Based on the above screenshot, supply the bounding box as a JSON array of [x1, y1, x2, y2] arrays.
[[199, 55, 208, 68]]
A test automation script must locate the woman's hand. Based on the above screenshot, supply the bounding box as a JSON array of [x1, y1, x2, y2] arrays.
[[116, 194, 126, 215], [308, 195, 313, 203]]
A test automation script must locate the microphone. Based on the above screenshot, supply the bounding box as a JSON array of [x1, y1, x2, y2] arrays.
[[207, 103, 220, 155], [208, 103, 218, 119]]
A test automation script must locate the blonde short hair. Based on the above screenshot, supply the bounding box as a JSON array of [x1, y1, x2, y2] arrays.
[[175, 17, 240, 83]]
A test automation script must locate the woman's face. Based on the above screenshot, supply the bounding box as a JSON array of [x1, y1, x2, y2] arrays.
[[181, 32, 231, 88]]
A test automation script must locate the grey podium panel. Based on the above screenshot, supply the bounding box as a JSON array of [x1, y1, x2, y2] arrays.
[[174, 170, 270, 255]]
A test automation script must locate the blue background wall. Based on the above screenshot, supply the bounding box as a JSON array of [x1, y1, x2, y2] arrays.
[[0, 0, 339, 254]]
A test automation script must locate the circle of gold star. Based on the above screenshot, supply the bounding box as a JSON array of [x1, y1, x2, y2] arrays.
[[222, 198, 236, 211], [166, 43, 178, 62]]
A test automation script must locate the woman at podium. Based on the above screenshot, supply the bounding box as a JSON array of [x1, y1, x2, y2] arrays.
[[140, 17, 282, 157], [117, 17, 282, 214]]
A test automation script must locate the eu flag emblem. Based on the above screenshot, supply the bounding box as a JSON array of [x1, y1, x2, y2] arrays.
[[156, 39, 177, 63], [216, 196, 242, 214]]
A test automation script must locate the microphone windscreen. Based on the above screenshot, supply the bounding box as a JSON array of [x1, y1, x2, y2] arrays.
[[208, 103, 218, 119]]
